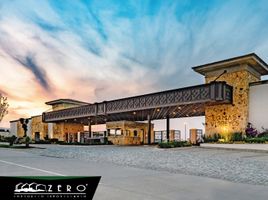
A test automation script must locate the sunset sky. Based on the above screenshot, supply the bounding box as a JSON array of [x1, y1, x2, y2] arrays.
[[1, 0, 268, 128]]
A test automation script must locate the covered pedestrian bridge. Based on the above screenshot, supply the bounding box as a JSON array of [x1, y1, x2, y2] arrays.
[[42, 81, 233, 144]]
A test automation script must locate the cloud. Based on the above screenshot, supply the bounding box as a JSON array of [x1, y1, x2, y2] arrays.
[[13, 55, 50, 91]]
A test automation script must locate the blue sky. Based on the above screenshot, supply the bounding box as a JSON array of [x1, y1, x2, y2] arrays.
[[1, 0, 268, 127]]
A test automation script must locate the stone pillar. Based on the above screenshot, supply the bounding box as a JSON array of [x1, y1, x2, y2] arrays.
[[192, 54, 268, 139], [166, 115, 170, 142], [205, 70, 259, 137]]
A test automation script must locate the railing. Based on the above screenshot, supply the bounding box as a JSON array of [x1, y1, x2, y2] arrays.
[[42, 81, 232, 122]]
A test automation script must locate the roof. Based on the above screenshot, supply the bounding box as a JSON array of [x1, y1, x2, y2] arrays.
[[45, 99, 89, 106], [9, 118, 31, 123], [192, 53, 268, 76], [249, 79, 268, 87]]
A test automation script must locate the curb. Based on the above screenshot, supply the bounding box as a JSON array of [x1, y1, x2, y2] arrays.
[[200, 146, 268, 153]]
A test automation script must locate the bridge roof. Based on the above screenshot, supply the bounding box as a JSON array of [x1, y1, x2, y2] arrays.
[[42, 82, 232, 125]]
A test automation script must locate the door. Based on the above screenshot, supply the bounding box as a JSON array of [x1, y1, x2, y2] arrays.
[[35, 132, 40, 142]]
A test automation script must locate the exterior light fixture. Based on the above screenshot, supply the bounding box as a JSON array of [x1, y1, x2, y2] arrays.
[[178, 106, 181, 110], [157, 108, 160, 112], [173, 111, 176, 115], [133, 111, 136, 115]]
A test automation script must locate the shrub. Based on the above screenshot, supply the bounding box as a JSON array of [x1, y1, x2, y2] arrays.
[[49, 138, 59, 143], [34, 140, 51, 144], [244, 137, 268, 143], [203, 133, 222, 143], [158, 141, 191, 148], [25, 136, 31, 147], [245, 123, 258, 137], [6, 135, 17, 146], [257, 131, 268, 137], [230, 132, 243, 141]]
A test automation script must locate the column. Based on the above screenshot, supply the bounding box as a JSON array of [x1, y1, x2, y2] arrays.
[[88, 120, 92, 138], [166, 115, 170, 142], [147, 114, 151, 144], [77, 132, 80, 143]]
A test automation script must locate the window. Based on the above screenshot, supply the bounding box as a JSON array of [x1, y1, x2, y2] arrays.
[[134, 130, 138, 137]]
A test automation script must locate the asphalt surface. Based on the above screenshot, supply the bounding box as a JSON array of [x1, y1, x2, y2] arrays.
[[0, 145, 268, 200]]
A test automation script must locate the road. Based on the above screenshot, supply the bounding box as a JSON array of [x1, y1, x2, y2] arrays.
[[0, 146, 267, 200]]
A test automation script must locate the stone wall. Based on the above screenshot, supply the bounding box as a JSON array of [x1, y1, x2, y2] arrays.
[[106, 121, 154, 145], [108, 136, 141, 145], [16, 121, 25, 138], [53, 123, 84, 141], [205, 69, 259, 138], [31, 115, 48, 140]]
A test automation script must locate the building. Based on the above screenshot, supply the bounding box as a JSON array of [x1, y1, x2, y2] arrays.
[[10, 53, 268, 144], [10, 99, 87, 142], [106, 121, 154, 145], [0, 127, 10, 137]]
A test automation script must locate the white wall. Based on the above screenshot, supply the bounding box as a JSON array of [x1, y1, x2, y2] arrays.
[[82, 117, 205, 140], [48, 123, 53, 138], [26, 119, 32, 137], [152, 116, 205, 140], [10, 122, 17, 136], [0, 128, 11, 137], [249, 82, 268, 132]]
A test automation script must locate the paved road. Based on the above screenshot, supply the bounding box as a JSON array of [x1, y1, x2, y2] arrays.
[[27, 144, 268, 185], [0, 145, 268, 200]]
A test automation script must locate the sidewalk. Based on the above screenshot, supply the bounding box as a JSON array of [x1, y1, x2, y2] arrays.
[[200, 143, 268, 152]]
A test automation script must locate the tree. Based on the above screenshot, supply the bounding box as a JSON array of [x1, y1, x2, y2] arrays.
[[19, 118, 30, 147], [0, 94, 9, 123]]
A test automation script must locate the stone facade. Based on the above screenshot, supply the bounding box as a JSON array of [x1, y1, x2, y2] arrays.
[[205, 68, 259, 138], [53, 122, 84, 142], [16, 121, 25, 138], [106, 121, 154, 145], [31, 115, 48, 140], [193, 54, 268, 138]]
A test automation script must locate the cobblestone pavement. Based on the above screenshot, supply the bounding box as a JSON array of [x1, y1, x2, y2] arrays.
[[28, 145, 268, 186]]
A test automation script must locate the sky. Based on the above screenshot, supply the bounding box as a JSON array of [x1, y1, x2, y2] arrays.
[[1, 0, 268, 128]]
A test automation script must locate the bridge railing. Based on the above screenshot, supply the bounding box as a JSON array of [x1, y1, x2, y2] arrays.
[[42, 81, 232, 122]]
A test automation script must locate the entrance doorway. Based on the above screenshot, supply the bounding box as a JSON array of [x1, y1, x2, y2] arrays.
[[35, 132, 40, 142]]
